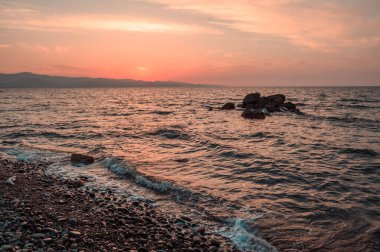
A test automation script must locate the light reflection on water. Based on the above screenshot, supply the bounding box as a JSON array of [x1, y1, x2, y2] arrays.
[[0, 87, 379, 251]]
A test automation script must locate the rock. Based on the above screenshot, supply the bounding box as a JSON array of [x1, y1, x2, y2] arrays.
[[69, 218, 77, 226], [196, 227, 206, 234], [242, 93, 260, 107], [68, 230, 81, 238], [220, 102, 235, 110], [72, 180, 85, 188], [258, 94, 285, 108], [265, 104, 278, 113], [70, 154, 94, 165], [241, 109, 266, 119], [31, 233, 45, 239], [210, 239, 221, 247], [283, 102, 296, 110], [0, 244, 13, 251], [245, 103, 260, 109], [179, 215, 192, 222], [6, 176, 16, 185]]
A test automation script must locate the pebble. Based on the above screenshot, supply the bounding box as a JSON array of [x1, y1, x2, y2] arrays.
[[68, 230, 81, 238]]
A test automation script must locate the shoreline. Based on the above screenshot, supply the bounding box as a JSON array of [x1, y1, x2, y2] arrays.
[[0, 158, 239, 251]]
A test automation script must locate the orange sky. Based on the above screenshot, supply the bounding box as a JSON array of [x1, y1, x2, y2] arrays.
[[0, 0, 379, 86]]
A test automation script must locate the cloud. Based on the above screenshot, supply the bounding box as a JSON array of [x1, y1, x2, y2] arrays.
[[0, 44, 11, 48], [0, 2, 219, 34], [17, 43, 71, 54], [2, 0, 379, 50], [151, 0, 380, 50]]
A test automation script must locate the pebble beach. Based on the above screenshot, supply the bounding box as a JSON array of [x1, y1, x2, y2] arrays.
[[0, 158, 238, 251]]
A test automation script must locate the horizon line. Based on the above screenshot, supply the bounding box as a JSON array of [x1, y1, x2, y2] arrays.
[[1, 71, 379, 88]]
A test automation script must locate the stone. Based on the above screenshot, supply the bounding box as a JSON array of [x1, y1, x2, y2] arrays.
[[68, 230, 81, 238], [242, 93, 260, 107], [283, 102, 296, 110], [265, 104, 278, 113], [260, 94, 286, 107], [70, 154, 94, 165], [31, 233, 45, 239], [69, 218, 77, 226], [220, 102, 235, 110], [210, 239, 221, 247], [0, 245, 13, 251], [241, 109, 266, 119], [72, 180, 85, 188]]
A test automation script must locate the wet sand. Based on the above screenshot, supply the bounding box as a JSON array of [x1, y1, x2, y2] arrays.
[[0, 158, 238, 251]]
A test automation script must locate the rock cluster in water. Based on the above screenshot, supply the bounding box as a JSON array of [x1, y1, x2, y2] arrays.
[[221, 92, 302, 119]]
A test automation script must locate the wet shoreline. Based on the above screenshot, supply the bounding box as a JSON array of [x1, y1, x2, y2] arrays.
[[0, 158, 239, 251]]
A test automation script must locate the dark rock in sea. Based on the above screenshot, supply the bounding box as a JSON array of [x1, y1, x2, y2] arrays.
[[221, 102, 235, 110], [260, 94, 286, 107], [245, 103, 260, 109], [241, 109, 266, 119], [283, 102, 296, 110], [70, 153, 94, 165], [242, 93, 260, 107], [265, 104, 278, 113]]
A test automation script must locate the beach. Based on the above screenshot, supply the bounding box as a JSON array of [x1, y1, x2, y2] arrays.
[[0, 158, 238, 251]]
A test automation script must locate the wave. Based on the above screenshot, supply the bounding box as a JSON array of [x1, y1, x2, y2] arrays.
[[221, 218, 277, 252], [151, 111, 173, 115], [338, 148, 378, 157], [103, 157, 175, 193], [219, 150, 254, 159], [241, 132, 273, 139], [0, 147, 67, 162], [147, 128, 190, 140], [101, 112, 132, 116], [0, 125, 19, 130], [0, 146, 277, 251], [2, 131, 104, 140], [302, 112, 380, 125], [338, 98, 379, 103], [336, 104, 379, 109], [103, 157, 278, 251]]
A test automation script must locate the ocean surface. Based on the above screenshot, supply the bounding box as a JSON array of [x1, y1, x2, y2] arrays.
[[0, 87, 379, 251]]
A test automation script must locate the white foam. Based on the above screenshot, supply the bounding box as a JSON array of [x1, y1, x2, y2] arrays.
[[103, 157, 174, 193], [221, 218, 277, 252], [0, 147, 66, 163]]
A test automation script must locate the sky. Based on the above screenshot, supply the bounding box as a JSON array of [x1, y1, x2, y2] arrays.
[[0, 0, 379, 86]]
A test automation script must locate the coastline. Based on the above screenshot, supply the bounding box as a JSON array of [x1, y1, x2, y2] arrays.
[[0, 158, 239, 251]]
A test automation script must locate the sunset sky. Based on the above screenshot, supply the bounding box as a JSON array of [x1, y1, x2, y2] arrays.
[[0, 0, 379, 86]]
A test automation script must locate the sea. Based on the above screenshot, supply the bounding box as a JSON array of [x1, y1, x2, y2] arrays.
[[0, 86, 379, 251]]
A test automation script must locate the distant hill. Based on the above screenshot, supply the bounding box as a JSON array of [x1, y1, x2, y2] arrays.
[[0, 72, 221, 88]]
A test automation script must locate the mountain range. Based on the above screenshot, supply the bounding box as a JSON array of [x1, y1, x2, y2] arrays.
[[0, 72, 219, 88]]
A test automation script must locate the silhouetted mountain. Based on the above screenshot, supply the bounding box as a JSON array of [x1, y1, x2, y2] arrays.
[[0, 72, 221, 88]]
